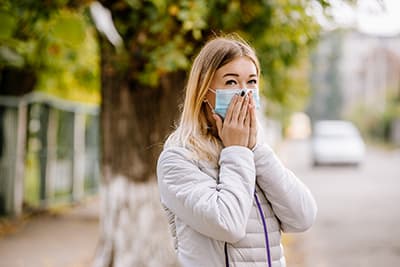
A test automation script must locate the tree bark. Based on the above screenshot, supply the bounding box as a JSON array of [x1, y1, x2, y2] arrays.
[[100, 42, 184, 184], [93, 178, 179, 267], [93, 38, 184, 266]]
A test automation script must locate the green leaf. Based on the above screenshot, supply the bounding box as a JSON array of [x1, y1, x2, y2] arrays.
[[50, 14, 86, 46], [0, 11, 17, 39]]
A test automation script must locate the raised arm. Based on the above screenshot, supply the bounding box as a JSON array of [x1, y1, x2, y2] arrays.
[[157, 146, 256, 243], [253, 144, 317, 232]]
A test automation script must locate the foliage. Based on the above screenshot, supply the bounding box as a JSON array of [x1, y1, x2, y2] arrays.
[[1, 0, 332, 112], [34, 10, 100, 103], [349, 92, 400, 143], [0, 0, 100, 103], [100, 0, 326, 117]]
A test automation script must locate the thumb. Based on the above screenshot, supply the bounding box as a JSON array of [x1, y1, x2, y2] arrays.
[[213, 114, 223, 137]]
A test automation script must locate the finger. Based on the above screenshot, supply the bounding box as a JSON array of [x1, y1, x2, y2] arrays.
[[248, 91, 254, 108], [249, 104, 257, 134], [238, 94, 250, 124], [213, 114, 223, 138], [249, 92, 257, 126], [230, 93, 245, 123], [244, 104, 251, 127], [225, 94, 238, 123], [247, 104, 257, 148]]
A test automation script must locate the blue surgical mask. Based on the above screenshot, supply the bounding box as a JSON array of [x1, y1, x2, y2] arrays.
[[208, 88, 260, 119]]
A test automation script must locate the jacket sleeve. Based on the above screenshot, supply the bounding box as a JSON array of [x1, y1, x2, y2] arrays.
[[157, 146, 256, 243], [253, 144, 317, 232]]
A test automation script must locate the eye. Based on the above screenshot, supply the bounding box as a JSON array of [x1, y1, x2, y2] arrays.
[[248, 79, 257, 85], [225, 80, 237, 86]]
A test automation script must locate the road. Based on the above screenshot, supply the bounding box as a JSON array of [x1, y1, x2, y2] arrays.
[[279, 140, 400, 267]]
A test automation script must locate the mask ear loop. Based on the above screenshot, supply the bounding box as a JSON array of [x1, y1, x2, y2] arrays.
[[203, 88, 216, 114], [202, 99, 216, 132], [203, 99, 215, 114]]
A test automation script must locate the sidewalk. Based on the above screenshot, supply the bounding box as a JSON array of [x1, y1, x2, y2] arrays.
[[0, 197, 100, 267]]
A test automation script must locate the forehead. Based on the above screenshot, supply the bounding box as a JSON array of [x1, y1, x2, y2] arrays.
[[215, 56, 258, 77]]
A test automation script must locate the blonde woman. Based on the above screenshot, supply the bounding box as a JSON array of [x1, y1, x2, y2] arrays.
[[157, 35, 317, 267]]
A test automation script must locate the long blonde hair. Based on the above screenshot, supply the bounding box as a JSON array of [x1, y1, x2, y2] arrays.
[[165, 35, 260, 163]]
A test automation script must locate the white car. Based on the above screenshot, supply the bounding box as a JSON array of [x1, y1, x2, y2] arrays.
[[311, 120, 366, 166]]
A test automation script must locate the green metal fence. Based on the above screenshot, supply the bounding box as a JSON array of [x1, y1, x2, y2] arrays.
[[0, 93, 100, 217]]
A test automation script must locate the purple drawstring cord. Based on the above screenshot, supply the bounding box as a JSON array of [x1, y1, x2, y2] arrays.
[[224, 242, 229, 267], [224, 191, 272, 267], [254, 191, 272, 267]]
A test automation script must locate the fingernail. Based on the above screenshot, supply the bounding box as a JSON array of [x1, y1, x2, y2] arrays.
[[240, 91, 245, 97]]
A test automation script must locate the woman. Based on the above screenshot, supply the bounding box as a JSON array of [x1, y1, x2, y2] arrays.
[[157, 35, 317, 267]]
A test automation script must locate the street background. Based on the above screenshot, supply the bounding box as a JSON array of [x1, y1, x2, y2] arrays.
[[1, 1, 400, 267], [282, 140, 400, 267]]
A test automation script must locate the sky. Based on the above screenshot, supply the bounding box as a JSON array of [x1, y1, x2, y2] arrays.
[[312, 0, 400, 36]]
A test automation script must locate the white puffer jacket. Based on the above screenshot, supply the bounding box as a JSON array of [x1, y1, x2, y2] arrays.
[[157, 144, 317, 267]]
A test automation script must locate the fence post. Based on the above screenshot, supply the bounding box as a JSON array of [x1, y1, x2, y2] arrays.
[[38, 104, 50, 207], [14, 101, 27, 217], [45, 107, 58, 202], [72, 112, 86, 202]]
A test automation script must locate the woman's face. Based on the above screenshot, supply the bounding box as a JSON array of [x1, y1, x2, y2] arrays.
[[206, 56, 258, 108], [203, 56, 258, 135]]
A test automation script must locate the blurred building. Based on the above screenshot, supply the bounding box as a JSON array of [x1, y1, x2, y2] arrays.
[[307, 29, 400, 143], [340, 31, 400, 114], [309, 30, 400, 119]]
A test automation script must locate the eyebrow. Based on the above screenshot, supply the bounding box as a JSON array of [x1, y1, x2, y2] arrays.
[[223, 73, 257, 78]]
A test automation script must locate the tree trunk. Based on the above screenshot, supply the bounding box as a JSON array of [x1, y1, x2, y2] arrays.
[[93, 39, 184, 267]]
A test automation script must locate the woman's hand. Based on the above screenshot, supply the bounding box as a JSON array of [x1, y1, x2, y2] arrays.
[[213, 92, 251, 148], [247, 91, 257, 149]]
